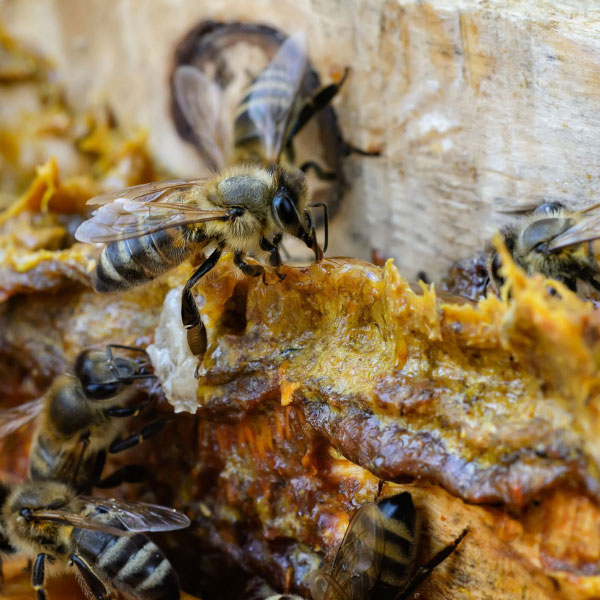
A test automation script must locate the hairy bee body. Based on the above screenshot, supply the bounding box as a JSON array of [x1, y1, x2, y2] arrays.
[[489, 202, 600, 294], [95, 226, 200, 292], [0, 480, 182, 600], [78, 32, 326, 355], [92, 165, 300, 294], [27, 348, 152, 494], [29, 374, 122, 492]]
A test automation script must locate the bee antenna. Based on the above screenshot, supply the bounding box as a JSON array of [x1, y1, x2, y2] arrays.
[[309, 203, 328, 253]]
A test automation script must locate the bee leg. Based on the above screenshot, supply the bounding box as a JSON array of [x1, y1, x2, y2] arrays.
[[286, 68, 350, 143], [396, 528, 469, 600], [108, 417, 172, 454], [260, 238, 286, 282], [32, 553, 50, 600], [71, 434, 90, 488], [96, 464, 148, 488], [105, 401, 151, 418], [106, 344, 149, 362], [90, 450, 107, 488], [182, 245, 224, 356], [234, 252, 264, 277], [70, 555, 110, 600], [299, 160, 337, 181]]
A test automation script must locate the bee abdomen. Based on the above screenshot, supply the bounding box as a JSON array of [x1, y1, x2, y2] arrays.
[[112, 536, 179, 600], [234, 67, 296, 148], [75, 519, 179, 600], [373, 493, 419, 596], [95, 229, 192, 292]]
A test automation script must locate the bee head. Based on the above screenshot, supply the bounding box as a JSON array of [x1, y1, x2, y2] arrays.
[[271, 166, 323, 261], [6, 481, 73, 540], [519, 216, 574, 256], [75, 349, 133, 400]]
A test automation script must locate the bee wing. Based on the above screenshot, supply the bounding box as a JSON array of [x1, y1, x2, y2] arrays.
[[80, 497, 191, 532], [548, 211, 600, 251], [0, 398, 43, 437], [309, 571, 350, 600], [173, 65, 228, 171], [75, 180, 229, 243], [29, 509, 131, 537], [311, 503, 383, 600], [84, 179, 204, 207], [246, 31, 307, 162]]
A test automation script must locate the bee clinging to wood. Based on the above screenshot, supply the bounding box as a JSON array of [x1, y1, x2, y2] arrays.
[[76, 32, 331, 357], [0, 479, 189, 600], [0, 345, 167, 494], [310, 493, 468, 600], [488, 201, 600, 296]]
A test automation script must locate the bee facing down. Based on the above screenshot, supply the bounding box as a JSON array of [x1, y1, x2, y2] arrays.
[[0, 345, 166, 494], [488, 201, 600, 295], [76, 32, 328, 357], [310, 493, 468, 600], [0, 479, 189, 600]]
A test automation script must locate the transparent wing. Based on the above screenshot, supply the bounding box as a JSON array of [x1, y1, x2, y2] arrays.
[[75, 180, 229, 243], [548, 211, 600, 251], [310, 571, 350, 600], [329, 503, 384, 597], [85, 179, 205, 207], [173, 65, 228, 171], [246, 31, 307, 162], [0, 398, 43, 437], [29, 509, 131, 537], [80, 497, 191, 532]]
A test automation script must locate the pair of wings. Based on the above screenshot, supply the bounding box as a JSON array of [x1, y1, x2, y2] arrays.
[[310, 502, 384, 600], [30, 496, 190, 537], [75, 31, 308, 246], [501, 202, 600, 252], [173, 30, 307, 171]]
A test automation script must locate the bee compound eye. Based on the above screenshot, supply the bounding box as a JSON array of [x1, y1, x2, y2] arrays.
[[273, 189, 297, 228]]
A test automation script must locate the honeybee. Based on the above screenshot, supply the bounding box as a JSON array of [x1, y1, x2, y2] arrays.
[[75, 32, 333, 357], [0, 345, 165, 494], [0, 479, 189, 600], [310, 493, 468, 600], [488, 201, 600, 295]]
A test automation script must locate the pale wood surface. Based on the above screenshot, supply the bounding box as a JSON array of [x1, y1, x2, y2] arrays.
[[2, 1, 600, 279]]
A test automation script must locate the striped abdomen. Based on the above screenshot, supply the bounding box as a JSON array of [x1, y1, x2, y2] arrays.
[[73, 508, 179, 600], [95, 227, 200, 292], [372, 493, 419, 599], [233, 61, 298, 161]]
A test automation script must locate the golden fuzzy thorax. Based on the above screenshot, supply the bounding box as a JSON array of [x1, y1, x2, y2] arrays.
[[198, 163, 310, 255]]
